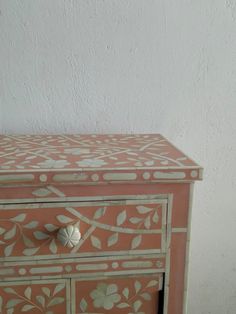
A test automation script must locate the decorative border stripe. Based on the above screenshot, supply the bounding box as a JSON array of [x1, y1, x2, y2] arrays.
[[121, 261, 153, 268], [103, 173, 137, 181], [30, 266, 63, 274], [76, 263, 108, 271], [0, 174, 34, 183], [154, 171, 186, 179]]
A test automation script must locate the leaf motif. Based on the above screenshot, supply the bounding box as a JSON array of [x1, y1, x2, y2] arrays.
[[133, 300, 142, 312], [45, 224, 58, 232], [21, 304, 35, 312], [4, 225, 16, 240], [7, 309, 14, 314], [49, 239, 57, 254], [4, 242, 15, 256], [91, 235, 102, 249], [129, 217, 142, 224], [53, 283, 65, 296], [136, 206, 152, 214], [80, 298, 88, 312], [33, 231, 49, 240], [107, 233, 118, 247], [116, 210, 127, 226], [0, 240, 6, 245], [141, 292, 151, 300], [152, 211, 159, 224], [36, 295, 45, 307], [56, 215, 73, 224], [122, 287, 129, 299], [24, 287, 31, 299], [116, 303, 130, 308], [42, 287, 51, 297], [23, 221, 39, 229], [134, 280, 142, 293], [147, 280, 158, 288], [4, 288, 17, 294], [6, 298, 23, 308], [131, 235, 142, 249], [93, 207, 106, 220], [23, 247, 40, 256], [47, 297, 64, 307], [0, 227, 6, 235], [22, 235, 35, 248], [144, 216, 151, 229], [10, 214, 26, 222]]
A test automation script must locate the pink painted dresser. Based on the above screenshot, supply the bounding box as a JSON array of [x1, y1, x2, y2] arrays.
[[0, 134, 202, 314]]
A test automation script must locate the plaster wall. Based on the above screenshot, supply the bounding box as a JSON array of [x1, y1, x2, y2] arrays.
[[1, 1, 236, 313]]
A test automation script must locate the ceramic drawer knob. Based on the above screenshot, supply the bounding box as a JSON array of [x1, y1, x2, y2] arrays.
[[57, 225, 81, 248]]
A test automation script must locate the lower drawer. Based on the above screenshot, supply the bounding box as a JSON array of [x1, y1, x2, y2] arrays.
[[72, 274, 163, 314], [0, 274, 163, 314]]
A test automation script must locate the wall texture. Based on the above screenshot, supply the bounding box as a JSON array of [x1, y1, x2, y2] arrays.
[[1, 1, 236, 313]]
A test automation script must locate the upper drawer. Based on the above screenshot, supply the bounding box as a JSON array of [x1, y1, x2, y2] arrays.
[[0, 198, 167, 261]]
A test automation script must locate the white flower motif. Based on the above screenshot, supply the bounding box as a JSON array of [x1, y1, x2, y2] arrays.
[[37, 159, 70, 169], [90, 283, 121, 310], [64, 148, 90, 155], [77, 159, 107, 168]]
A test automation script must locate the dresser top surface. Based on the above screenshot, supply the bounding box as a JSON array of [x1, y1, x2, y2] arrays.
[[0, 134, 201, 175]]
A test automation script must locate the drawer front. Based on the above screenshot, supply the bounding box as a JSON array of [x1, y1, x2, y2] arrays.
[[72, 274, 163, 314], [0, 279, 70, 314], [0, 199, 167, 261]]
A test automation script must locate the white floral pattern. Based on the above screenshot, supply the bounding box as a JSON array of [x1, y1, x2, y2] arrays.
[[37, 159, 70, 169], [0, 135, 200, 173], [64, 148, 90, 155], [1, 282, 67, 313], [77, 277, 161, 314], [77, 159, 107, 168], [90, 283, 121, 310]]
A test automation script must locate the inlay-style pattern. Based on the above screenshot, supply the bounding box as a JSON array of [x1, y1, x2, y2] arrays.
[[0, 134, 202, 314], [0, 279, 69, 314], [0, 135, 202, 185], [0, 199, 166, 260], [72, 275, 163, 314], [0, 254, 165, 281]]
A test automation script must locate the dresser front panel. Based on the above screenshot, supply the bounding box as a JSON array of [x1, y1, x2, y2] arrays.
[[71, 274, 163, 314], [0, 199, 167, 261]]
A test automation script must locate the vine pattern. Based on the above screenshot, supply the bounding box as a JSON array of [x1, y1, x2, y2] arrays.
[[0, 283, 66, 313], [77, 279, 159, 314], [0, 203, 162, 257], [0, 134, 190, 171]]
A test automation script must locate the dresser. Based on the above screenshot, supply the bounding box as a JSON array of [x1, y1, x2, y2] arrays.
[[0, 134, 202, 314]]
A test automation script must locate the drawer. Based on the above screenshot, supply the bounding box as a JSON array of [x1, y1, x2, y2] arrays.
[[71, 274, 163, 313], [0, 198, 167, 261], [0, 279, 70, 314]]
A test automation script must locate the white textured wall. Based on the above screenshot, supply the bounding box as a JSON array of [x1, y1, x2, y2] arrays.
[[1, 1, 236, 313]]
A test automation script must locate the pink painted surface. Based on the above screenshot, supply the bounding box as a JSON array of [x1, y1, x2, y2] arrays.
[[0, 134, 202, 314], [0, 200, 166, 259], [0, 255, 165, 280], [0, 134, 202, 184], [0, 280, 68, 313], [73, 275, 162, 314]]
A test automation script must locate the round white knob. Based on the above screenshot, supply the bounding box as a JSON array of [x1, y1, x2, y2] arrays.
[[57, 225, 81, 248]]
